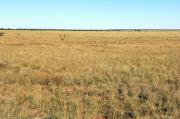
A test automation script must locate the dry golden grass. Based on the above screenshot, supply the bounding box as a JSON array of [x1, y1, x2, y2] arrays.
[[0, 30, 180, 119]]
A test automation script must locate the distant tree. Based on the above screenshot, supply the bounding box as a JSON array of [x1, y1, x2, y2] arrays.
[[134, 29, 141, 32]]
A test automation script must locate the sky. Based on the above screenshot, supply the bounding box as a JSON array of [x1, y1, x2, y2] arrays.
[[0, 0, 180, 29]]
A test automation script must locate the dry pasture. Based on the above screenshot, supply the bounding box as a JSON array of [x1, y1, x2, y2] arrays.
[[0, 30, 180, 119]]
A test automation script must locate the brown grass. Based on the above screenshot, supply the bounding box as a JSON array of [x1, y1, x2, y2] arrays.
[[0, 30, 180, 119]]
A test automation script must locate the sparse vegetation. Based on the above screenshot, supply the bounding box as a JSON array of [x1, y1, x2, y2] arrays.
[[59, 34, 66, 41], [0, 32, 5, 37], [0, 30, 180, 119]]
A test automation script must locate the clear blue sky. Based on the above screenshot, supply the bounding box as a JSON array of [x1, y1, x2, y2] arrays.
[[0, 0, 180, 29]]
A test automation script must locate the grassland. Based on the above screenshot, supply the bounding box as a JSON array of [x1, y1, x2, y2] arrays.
[[0, 30, 180, 119]]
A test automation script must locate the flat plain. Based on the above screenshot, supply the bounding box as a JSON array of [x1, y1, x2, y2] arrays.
[[0, 30, 180, 119]]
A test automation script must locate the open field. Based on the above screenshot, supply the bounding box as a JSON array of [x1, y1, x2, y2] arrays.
[[0, 30, 180, 119]]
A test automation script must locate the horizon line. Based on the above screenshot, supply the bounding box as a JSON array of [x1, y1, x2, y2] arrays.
[[1, 28, 180, 31]]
